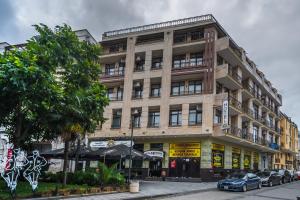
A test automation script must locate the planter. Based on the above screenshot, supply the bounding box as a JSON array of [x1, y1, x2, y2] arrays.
[[89, 187, 101, 193], [103, 186, 114, 192], [129, 181, 139, 193], [58, 189, 70, 196]]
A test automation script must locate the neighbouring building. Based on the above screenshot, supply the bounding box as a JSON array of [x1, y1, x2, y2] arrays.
[[90, 14, 283, 181], [274, 113, 299, 170]]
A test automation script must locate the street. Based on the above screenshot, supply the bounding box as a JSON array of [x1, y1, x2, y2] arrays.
[[157, 181, 300, 200]]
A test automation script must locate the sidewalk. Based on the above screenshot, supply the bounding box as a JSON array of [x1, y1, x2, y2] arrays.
[[67, 181, 217, 200]]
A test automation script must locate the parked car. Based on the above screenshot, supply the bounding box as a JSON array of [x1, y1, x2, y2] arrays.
[[256, 171, 282, 186], [278, 169, 292, 183], [217, 173, 262, 192], [288, 170, 298, 181], [296, 171, 300, 180]]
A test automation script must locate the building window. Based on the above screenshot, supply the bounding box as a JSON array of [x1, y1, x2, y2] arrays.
[[169, 109, 182, 126], [173, 55, 186, 69], [148, 111, 160, 128], [150, 143, 163, 151], [253, 125, 258, 143], [216, 82, 222, 94], [111, 109, 122, 128], [118, 61, 125, 75], [132, 81, 143, 99], [116, 87, 123, 100], [105, 64, 115, 75], [189, 105, 202, 125], [253, 104, 259, 120], [131, 108, 141, 128], [152, 57, 163, 69], [190, 52, 203, 66], [107, 88, 114, 100], [214, 109, 222, 124], [171, 82, 185, 96], [188, 80, 202, 94], [150, 84, 161, 97]]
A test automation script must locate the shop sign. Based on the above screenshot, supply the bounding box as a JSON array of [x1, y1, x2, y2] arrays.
[[232, 147, 241, 154], [212, 151, 224, 168], [212, 143, 225, 151], [170, 143, 200, 149], [222, 100, 229, 130], [232, 153, 240, 169], [90, 140, 133, 148], [244, 155, 251, 169], [169, 149, 200, 157], [144, 151, 164, 158]]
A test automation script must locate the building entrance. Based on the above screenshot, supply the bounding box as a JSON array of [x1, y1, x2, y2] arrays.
[[149, 160, 162, 177], [169, 158, 200, 177]]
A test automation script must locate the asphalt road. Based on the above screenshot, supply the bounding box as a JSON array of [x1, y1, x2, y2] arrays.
[[156, 180, 300, 200]]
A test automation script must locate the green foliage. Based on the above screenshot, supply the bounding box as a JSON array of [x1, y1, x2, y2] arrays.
[[98, 162, 125, 186], [0, 23, 109, 149]]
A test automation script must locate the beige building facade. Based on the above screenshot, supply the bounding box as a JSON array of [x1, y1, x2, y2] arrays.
[[91, 15, 282, 180]]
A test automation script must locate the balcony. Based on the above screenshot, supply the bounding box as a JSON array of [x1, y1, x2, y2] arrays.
[[228, 96, 243, 114], [171, 60, 206, 76], [242, 83, 255, 99], [216, 64, 242, 90], [132, 92, 143, 100], [100, 69, 125, 83], [213, 126, 278, 153], [170, 89, 203, 97], [108, 95, 123, 101], [173, 31, 204, 45], [102, 43, 127, 55]]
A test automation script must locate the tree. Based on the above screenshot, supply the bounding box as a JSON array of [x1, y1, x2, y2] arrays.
[[26, 24, 109, 186], [0, 46, 62, 149]]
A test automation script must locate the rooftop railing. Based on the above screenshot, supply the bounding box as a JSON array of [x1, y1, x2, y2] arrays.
[[103, 14, 214, 38]]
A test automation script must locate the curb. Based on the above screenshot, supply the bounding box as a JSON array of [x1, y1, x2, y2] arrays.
[[25, 187, 217, 200], [122, 188, 217, 200]]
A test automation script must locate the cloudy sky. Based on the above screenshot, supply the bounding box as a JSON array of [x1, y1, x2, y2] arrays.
[[1, 0, 300, 126]]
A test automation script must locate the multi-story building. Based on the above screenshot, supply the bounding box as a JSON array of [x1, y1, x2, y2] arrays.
[[90, 14, 282, 180], [274, 113, 299, 170]]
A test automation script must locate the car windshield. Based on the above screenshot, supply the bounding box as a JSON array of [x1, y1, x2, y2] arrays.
[[257, 171, 270, 177], [278, 170, 284, 175], [228, 173, 246, 179]]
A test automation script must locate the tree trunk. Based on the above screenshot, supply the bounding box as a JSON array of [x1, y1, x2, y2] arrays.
[[63, 140, 69, 187], [74, 137, 80, 171]]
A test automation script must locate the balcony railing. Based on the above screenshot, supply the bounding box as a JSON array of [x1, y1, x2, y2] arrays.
[[102, 44, 126, 55], [172, 60, 204, 70], [228, 69, 242, 84], [101, 69, 125, 78], [228, 96, 242, 111], [147, 122, 160, 128], [134, 64, 145, 72], [171, 89, 203, 96], [108, 96, 123, 101], [173, 31, 204, 44], [243, 83, 255, 96], [132, 92, 143, 99]]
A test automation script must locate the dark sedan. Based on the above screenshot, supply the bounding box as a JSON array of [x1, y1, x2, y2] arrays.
[[278, 169, 292, 183], [218, 173, 262, 192], [257, 171, 282, 187]]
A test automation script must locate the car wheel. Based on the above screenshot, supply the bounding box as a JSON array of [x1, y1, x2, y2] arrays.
[[258, 183, 262, 189], [282, 178, 285, 184], [242, 184, 247, 192], [269, 181, 273, 187]]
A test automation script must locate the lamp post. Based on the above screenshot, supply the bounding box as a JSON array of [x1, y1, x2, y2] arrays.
[[128, 109, 140, 183]]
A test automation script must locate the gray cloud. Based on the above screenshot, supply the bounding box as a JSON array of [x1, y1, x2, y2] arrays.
[[1, 0, 300, 125]]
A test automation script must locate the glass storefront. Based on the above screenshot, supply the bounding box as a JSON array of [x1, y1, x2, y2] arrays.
[[168, 143, 201, 177], [232, 147, 241, 169], [212, 143, 225, 168], [244, 151, 251, 170]]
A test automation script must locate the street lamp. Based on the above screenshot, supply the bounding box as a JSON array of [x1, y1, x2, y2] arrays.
[[128, 108, 140, 183]]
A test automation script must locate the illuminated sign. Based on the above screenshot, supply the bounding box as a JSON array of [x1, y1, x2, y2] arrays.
[[144, 151, 164, 158], [222, 100, 229, 129], [169, 143, 201, 158]]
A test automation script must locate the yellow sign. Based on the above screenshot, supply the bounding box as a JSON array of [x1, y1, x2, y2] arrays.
[[169, 149, 201, 157], [232, 147, 241, 154], [212, 152, 224, 168], [212, 143, 225, 151], [244, 155, 251, 169], [232, 153, 240, 169], [170, 143, 200, 149]]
